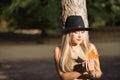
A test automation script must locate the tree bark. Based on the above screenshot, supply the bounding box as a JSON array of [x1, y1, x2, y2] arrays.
[[59, 0, 89, 39], [59, 0, 88, 27], [0, 19, 9, 32]]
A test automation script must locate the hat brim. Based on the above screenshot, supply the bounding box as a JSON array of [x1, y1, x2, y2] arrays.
[[60, 27, 92, 34]]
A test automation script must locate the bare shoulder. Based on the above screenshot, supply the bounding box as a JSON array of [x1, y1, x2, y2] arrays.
[[54, 46, 61, 61], [89, 43, 98, 54], [54, 45, 61, 54], [55, 46, 59, 51], [89, 43, 96, 49]]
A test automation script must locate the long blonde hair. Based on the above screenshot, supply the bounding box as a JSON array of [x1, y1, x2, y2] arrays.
[[60, 31, 91, 72]]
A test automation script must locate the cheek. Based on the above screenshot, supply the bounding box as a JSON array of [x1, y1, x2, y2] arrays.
[[72, 33, 78, 38], [71, 34, 78, 41]]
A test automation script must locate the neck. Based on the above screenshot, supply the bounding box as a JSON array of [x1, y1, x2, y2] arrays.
[[70, 43, 80, 50]]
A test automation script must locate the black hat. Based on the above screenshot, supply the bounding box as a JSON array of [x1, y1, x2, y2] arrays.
[[61, 15, 92, 33]]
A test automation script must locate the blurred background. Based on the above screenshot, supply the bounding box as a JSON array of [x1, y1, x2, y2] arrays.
[[0, 0, 120, 80]]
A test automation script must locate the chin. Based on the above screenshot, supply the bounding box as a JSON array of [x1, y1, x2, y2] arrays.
[[76, 42, 82, 45], [78, 41, 82, 44]]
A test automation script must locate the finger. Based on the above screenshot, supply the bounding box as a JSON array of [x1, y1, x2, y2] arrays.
[[89, 59, 93, 70], [85, 60, 88, 71], [89, 59, 94, 71], [88, 59, 92, 71], [91, 59, 95, 70], [82, 62, 85, 67], [93, 59, 95, 70]]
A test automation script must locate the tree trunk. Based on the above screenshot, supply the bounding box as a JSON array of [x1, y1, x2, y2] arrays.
[[59, 0, 89, 39], [0, 19, 9, 32]]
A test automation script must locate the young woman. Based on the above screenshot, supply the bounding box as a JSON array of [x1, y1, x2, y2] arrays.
[[54, 16, 102, 80]]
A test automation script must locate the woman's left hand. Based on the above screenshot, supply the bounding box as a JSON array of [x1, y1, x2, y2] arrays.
[[85, 58, 95, 76]]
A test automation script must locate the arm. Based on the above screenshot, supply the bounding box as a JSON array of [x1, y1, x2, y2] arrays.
[[54, 47, 81, 80], [94, 55, 102, 78], [89, 43, 103, 78]]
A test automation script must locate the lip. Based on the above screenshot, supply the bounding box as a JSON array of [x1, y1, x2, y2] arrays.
[[77, 38, 82, 42]]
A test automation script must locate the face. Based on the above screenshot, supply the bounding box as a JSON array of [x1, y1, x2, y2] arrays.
[[70, 30, 85, 46]]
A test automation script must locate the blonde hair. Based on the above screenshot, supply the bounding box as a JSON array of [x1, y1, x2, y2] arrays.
[[60, 31, 91, 72]]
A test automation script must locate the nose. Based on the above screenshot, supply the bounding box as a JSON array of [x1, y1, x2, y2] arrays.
[[78, 32, 81, 38]]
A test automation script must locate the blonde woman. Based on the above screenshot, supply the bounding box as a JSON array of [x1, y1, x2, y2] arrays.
[[54, 16, 102, 80]]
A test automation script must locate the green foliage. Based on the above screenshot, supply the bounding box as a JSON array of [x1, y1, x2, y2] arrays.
[[0, 0, 120, 32], [0, 0, 59, 32], [87, 0, 120, 27]]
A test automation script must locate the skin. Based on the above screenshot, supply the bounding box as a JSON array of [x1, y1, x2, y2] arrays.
[[70, 31, 85, 47], [54, 30, 102, 80]]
